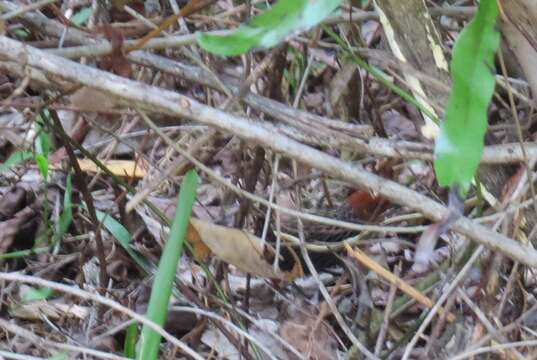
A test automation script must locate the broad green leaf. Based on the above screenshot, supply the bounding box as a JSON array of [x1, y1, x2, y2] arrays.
[[197, 0, 343, 56], [434, 0, 499, 195]]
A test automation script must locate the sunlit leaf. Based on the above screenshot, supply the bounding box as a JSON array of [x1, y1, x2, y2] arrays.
[[197, 0, 343, 56], [35, 154, 49, 180], [434, 0, 499, 195]]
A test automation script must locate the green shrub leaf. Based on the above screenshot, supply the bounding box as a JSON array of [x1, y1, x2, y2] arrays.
[[433, 0, 499, 196], [197, 0, 343, 56]]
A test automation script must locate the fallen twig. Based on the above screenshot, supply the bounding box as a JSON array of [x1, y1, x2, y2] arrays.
[[0, 36, 536, 267]]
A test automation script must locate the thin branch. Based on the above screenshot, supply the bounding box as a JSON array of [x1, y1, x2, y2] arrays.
[[0, 0, 57, 21], [0, 272, 204, 360], [450, 340, 537, 360], [3, 1, 536, 164], [401, 245, 485, 359], [0, 318, 130, 360]]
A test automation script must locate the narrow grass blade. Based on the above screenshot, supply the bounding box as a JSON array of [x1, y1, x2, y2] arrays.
[[136, 169, 199, 360], [35, 112, 53, 180], [124, 322, 139, 359], [94, 209, 153, 274], [53, 174, 73, 244]]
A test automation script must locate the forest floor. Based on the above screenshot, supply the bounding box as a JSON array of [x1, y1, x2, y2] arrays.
[[0, 1, 536, 359]]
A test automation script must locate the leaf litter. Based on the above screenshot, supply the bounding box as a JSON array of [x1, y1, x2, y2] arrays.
[[0, 0, 535, 359]]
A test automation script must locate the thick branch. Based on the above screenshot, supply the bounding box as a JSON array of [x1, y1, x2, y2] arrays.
[[0, 36, 536, 267]]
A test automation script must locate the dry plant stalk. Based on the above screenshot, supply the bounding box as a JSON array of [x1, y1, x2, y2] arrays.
[[344, 242, 456, 322]]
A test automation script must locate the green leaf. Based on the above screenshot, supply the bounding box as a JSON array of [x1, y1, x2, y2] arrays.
[[0, 246, 50, 260], [13, 28, 30, 39], [137, 170, 198, 360], [197, 0, 343, 56], [71, 7, 92, 26], [124, 323, 138, 359], [434, 0, 499, 196], [94, 209, 153, 274], [0, 151, 32, 174], [47, 352, 69, 360], [35, 153, 49, 180], [53, 174, 73, 244], [34, 112, 53, 180], [35, 121, 51, 157], [22, 286, 54, 303]]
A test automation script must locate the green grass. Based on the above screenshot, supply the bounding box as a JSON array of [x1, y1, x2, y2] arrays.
[[136, 169, 199, 360], [124, 322, 139, 359]]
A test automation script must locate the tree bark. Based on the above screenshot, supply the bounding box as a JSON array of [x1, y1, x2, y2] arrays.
[[374, 0, 450, 138]]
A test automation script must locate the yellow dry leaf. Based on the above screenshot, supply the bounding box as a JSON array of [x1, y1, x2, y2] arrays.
[[51, 159, 148, 178], [187, 218, 303, 281], [186, 221, 211, 262]]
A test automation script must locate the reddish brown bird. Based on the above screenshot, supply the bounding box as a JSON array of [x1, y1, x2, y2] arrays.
[[282, 190, 387, 243], [274, 190, 387, 272]]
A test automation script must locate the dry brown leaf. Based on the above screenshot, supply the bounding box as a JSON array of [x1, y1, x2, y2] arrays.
[[187, 218, 303, 281], [99, 24, 132, 78], [69, 87, 120, 112], [329, 62, 361, 121], [186, 221, 211, 262], [10, 300, 89, 320], [280, 314, 338, 360], [381, 110, 419, 140], [0, 205, 37, 254], [202, 319, 290, 360], [0, 186, 27, 220]]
